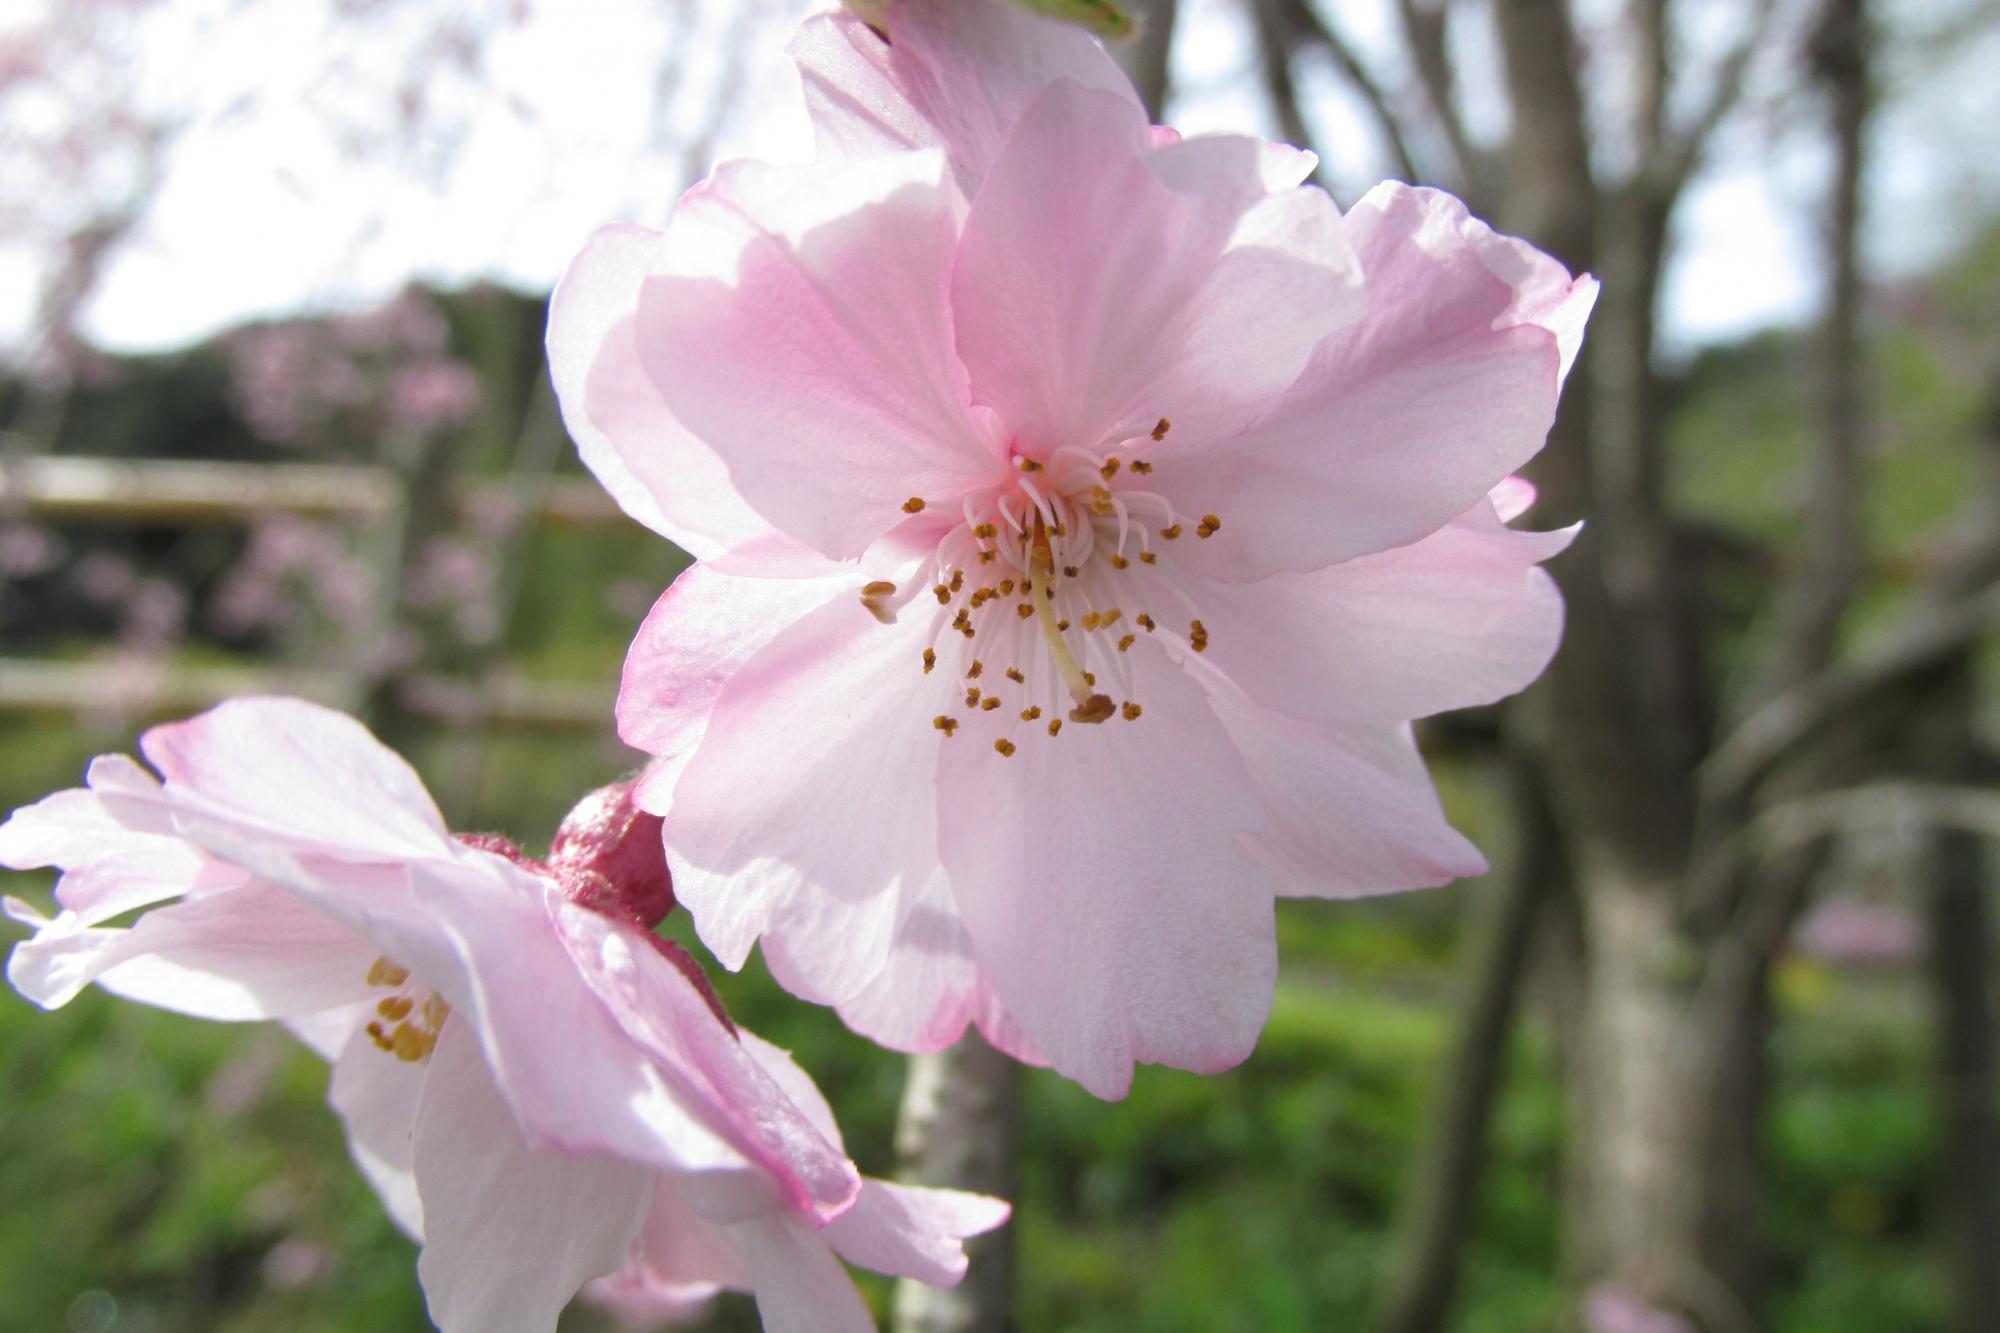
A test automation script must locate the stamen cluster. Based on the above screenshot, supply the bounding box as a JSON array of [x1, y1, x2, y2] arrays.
[[861, 420, 1221, 757]]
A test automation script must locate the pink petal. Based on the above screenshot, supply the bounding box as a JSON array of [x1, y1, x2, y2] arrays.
[[662, 593, 942, 1007], [952, 82, 1359, 456], [628, 1169, 755, 1288], [617, 561, 852, 817], [789, 10, 938, 160], [326, 1012, 427, 1237], [550, 223, 784, 560], [139, 697, 452, 864], [556, 905, 862, 1221], [1187, 495, 1575, 729], [1205, 693, 1489, 898], [936, 648, 1275, 1098], [412, 1021, 652, 1333], [637, 151, 1002, 559], [832, 871, 1046, 1064], [0, 769, 221, 922], [735, 1028, 843, 1150], [739, 1214, 876, 1333], [5, 881, 378, 1016], [823, 1180, 1011, 1287], [881, 0, 1142, 193], [1161, 182, 1588, 580]]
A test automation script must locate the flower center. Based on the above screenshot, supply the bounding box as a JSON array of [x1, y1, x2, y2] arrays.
[[864, 419, 1219, 758], [363, 955, 450, 1062]]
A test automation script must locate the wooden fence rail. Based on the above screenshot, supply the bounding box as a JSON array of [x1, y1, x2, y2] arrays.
[[0, 455, 629, 528]]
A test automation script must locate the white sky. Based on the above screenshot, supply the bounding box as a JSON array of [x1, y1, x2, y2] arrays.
[[4, 0, 1997, 360]]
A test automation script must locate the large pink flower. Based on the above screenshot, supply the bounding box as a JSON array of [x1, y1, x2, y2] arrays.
[[1, 697, 1006, 1333], [548, 0, 1595, 1097]]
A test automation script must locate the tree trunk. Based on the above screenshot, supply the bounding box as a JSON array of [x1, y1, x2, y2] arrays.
[[891, 1033, 1022, 1333], [1927, 779, 2000, 1331]]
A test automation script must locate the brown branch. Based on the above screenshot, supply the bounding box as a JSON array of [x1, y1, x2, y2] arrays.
[[1645, 0, 1781, 198], [1257, 0, 1423, 182], [1395, 0, 1485, 200], [1700, 580, 2000, 816], [1113, 0, 1179, 119], [1246, 0, 1317, 158], [1379, 757, 1561, 1333], [1751, 0, 1869, 702]]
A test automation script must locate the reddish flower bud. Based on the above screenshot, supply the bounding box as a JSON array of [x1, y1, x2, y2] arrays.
[[546, 781, 675, 929]]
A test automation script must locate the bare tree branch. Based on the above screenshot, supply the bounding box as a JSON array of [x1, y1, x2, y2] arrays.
[[1700, 580, 2000, 815], [1645, 0, 1782, 197], [1755, 0, 1868, 698], [1395, 0, 1485, 200], [1380, 758, 1561, 1333], [1246, 0, 1317, 159], [1112, 0, 1179, 118], [1255, 0, 1423, 182]]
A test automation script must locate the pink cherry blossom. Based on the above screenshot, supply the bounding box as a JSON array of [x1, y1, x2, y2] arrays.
[[547, 0, 1595, 1098], [1, 696, 1006, 1333]]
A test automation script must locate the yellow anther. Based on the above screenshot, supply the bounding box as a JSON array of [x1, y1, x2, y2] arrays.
[[1083, 671, 1096, 685], [966, 688, 982, 706], [1151, 417, 1170, 440], [949, 570, 965, 592], [1062, 564, 1079, 579], [1017, 603, 1034, 620], [1047, 718, 1063, 736], [1109, 553, 1130, 569], [1100, 608, 1121, 627], [974, 523, 998, 540], [1005, 667, 1025, 683], [1100, 457, 1122, 479], [1196, 514, 1221, 539], [933, 584, 951, 604], [1131, 459, 1154, 474], [1137, 613, 1156, 631], [1081, 612, 1102, 631], [1160, 524, 1182, 540], [1139, 550, 1159, 565], [1057, 619, 1070, 632], [1018, 458, 1044, 472], [1121, 701, 1143, 721], [367, 958, 410, 988], [1020, 705, 1042, 721], [999, 579, 1016, 595], [981, 697, 1002, 712], [903, 497, 926, 513], [390, 1023, 429, 1062], [967, 660, 984, 679], [860, 579, 899, 624], [979, 549, 997, 564], [933, 715, 960, 736], [1189, 618, 1209, 653], [994, 739, 1017, 757], [1118, 634, 1136, 652], [376, 996, 414, 1022], [923, 648, 937, 673]]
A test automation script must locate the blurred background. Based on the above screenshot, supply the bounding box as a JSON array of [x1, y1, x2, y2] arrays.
[[1, 0, 1996, 1330]]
